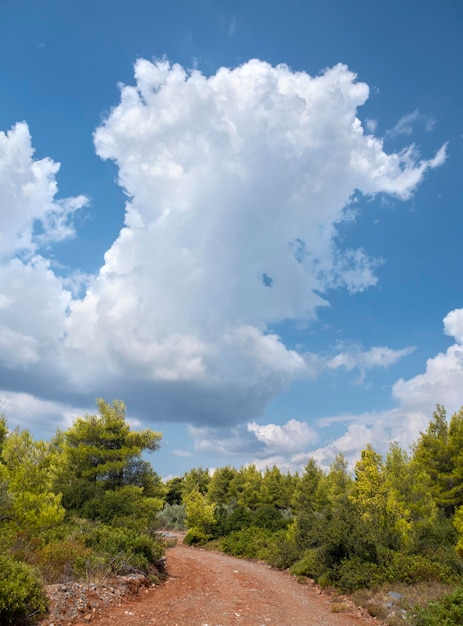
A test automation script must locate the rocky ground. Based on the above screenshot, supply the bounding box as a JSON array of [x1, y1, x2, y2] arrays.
[[39, 574, 156, 626]]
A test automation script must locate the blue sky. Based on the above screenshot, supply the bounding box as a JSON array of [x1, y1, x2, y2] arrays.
[[0, 0, 462, 477]]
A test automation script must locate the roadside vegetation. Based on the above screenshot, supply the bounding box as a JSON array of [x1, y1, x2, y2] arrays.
[[4, 402, 463, 624], [158, 405, 463, 625], [0, 399, 165, 624]]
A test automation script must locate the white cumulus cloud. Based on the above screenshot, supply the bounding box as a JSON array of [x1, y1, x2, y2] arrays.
[[0, 122, 87, 258], [247, 419, 318, 453], [0, 58, 446, 431]]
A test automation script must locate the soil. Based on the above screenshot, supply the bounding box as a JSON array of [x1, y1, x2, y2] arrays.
[[41, 538, 385, 626]]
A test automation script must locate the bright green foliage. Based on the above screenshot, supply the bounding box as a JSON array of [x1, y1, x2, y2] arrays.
[[0, 400, 167, 595], [55, 399, 162, 518], [352, 445, 386, 524], [351, 444, 420, 560], [324, 454, 353, 506], [260, 466, 294, 509], [412, 405, 463, 515], [1, 428, 64, 534], [81, 485, 163, 528], [290, 548, 320, 578], [229, 464, 263, 510], [350, 445, 403, 554], [447, 408, 463, 508], [0, 555, 48, 625], [291, 458, 324, 513], [182, 466, 211, 497], [452, 505, 463, 556], [413, 405, 455, 514], [61, 399, 161, 489], [220, 526, 275, 559], [207, 466, 238, 506], [384, 442, 438, 548], [184, 487, 217, 543]]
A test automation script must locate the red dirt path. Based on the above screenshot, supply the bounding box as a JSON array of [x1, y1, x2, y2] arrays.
[[73, 541, 384, 626]]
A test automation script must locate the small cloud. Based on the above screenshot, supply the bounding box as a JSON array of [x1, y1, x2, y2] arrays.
[[386, 110, 436, 139], [172, 449, 191, 458], [327, 344, 415, 373], [365, 118, 377, 133], [326, 343, 414, 385], [229, 17, 237, 37], [247, 419, 318, 453]]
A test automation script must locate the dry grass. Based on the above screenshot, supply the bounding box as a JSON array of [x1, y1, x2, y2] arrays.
[[330, 600, 350, 613], [352, 581, 457, 625]]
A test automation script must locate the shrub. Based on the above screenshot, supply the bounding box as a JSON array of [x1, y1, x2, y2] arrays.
[[81, 524, 164, 576], [322, 552, 451, 593], [73, 552, 109, 583], [184, 527, 213, 545], [214, 505, 254, 536], [384, 552, 452, 585], [290, 548, 322, 579], [251, 505, 290, 532], [0, 555, 48, 625], [264, 531, 299, 569], [34, 539, 90, 583], [336, 557, 382, 592], [80, 486, 162, 529], [220, 526, 274, 559], [414, 586, 463, 625]]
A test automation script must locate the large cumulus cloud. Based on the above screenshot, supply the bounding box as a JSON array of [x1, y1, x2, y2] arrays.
[[0, 59, 445, 429]]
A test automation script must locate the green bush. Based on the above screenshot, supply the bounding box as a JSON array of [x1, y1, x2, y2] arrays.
[[214, 505, 254, 536], [336, 557, 382, 592], [80, 486, 161, 529], [251, 505, 290, 532], [414, 586, 463, 625], [264, 531, 299, 569], [81, 524, 164, 575], [73, 552, 108, 582], [384, 552, 451, 585], [319, 551, 454, 593], [220, 526, 274, 559], [0, 555, 48, 625], [290, 548, 322, 579], [184, 527, 213, 545]]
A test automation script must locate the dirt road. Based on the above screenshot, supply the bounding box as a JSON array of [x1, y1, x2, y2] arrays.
[[77, 542, 382, 626]]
